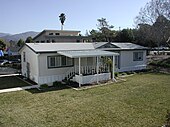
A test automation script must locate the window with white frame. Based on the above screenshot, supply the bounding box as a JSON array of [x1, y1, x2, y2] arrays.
[[133, 52, 143, 61], [47, 55, 73, 68]]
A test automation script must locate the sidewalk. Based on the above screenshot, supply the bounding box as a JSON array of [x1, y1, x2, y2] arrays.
[[0, 85, 39, 94], [0, 74, 19, 77]]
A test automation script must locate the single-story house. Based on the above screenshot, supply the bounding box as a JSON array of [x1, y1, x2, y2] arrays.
[[19, 43, 118, 86], [19, 42, 147, 86]]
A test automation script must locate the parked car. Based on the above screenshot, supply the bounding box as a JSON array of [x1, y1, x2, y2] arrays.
[[10, 59, 21, 64], [0, 59, 10, 66]]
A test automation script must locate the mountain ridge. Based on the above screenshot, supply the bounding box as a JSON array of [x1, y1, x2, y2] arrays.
[[0, 31, 39, 42]]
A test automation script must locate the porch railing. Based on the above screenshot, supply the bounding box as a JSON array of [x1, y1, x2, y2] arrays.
[[65, 65, 109, 80]]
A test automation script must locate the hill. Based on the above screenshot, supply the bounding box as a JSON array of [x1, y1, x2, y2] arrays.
[[0, 31, 39, 42], [0, 33, 11, 38]]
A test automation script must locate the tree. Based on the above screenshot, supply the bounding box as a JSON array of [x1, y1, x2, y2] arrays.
[[25, 36, 33, 43], [133, 24, 156, 47], [97, 18, 114, 42], [17, 39, 24, 47], [59, 13, 66, 30], [89, 18, 116, 42], [115, 29, 135, 42], [135, 0, 170, 25], [151, 15, 170, 47], [0, 39, 6, 50], [135, 0, 170, 48], [135, 16, 170, 48]]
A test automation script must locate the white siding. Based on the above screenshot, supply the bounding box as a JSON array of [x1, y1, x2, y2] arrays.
[[21, 46, 39, 83], [37, 53, 96, 85], [117, 50, 147, 72]]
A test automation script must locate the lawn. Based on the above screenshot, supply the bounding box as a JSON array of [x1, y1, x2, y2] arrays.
[[0, 76, 30, 89], [0, 73, 170, 127]]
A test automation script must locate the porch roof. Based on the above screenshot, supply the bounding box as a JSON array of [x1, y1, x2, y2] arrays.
[[58, 50, 119, 58]]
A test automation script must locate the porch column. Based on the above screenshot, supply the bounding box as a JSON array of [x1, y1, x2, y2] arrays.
[[96, 56, 99, 84], [79, 57, 81, 87], [74, 58, 76, 74], [112, 55, 115, 81]]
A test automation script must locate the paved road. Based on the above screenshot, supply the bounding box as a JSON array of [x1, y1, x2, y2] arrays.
[[0, 67, 19, 75]]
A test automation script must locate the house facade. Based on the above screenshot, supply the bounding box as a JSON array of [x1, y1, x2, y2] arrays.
[[33, 30, 90, 43], [19, 42, 147, 86], [19, 43, 118, 86]]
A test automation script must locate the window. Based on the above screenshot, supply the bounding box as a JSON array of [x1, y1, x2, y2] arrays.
[[55, 33, 60, 35], [23, 52, 26, 62], [41, 40, 45, 43], [49, 57, 56, 67], [49, 33, 53, 35], [47, 55, 73, 68], [67, 57, 73, 66], [56, 56, 61, 66], [133, 52, 143, 61], [61, 56, 66, 66]]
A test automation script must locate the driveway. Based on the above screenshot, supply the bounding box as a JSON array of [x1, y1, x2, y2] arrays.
[[0, 76, 30, 90], [0, 67, 19, 75]]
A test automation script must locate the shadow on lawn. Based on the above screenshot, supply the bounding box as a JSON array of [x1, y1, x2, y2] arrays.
[[26, 84, 70, 94]]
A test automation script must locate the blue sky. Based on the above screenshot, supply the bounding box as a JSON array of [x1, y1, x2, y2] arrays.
[[0, 0, 149, 35]]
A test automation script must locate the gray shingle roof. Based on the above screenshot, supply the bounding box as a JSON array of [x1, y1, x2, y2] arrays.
[[93, 42, 147, 50], [26, 43, 95, 53], [93, 42, 108, 49], [24, 42, 147, 53], [111, 42, 147, 50], [58, 50, 119, 58]]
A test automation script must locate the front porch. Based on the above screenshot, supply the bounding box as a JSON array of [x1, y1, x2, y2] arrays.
[[58, 50, 118, 87]]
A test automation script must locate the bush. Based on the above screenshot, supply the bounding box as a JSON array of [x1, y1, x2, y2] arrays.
[[126, 71, 134, 75], [150, 58, 170, 68], [40, 84, 48, 89], [120, 72, 127, 76], [53, 81, 62, 86], [114, 72, 119, 77]]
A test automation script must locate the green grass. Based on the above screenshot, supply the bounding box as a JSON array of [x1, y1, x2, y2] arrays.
[[0, 73, 170, 127], [0, 76, 30, 89]]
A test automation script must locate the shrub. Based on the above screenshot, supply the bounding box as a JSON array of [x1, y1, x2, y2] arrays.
[[40, 84, 48, 89], [120, 72, 127, 76], [53, 81, 62, 86], [114, 72, 119, 77]]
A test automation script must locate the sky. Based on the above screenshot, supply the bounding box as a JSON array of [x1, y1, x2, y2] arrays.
[[0, 0, 149, 35]]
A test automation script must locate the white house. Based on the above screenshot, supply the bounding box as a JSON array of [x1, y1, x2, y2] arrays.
[[19, 43, 118, 86], [19, 42, 147, 86]]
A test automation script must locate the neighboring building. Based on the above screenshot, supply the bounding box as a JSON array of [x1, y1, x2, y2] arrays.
[[33, 30, 91, 43], [19, 43, 118, 86], [6, 46, 20, 56], [94, 42, 147, 72]]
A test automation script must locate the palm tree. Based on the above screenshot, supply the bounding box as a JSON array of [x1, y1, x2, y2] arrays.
[[59, 13, 66, 30]]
